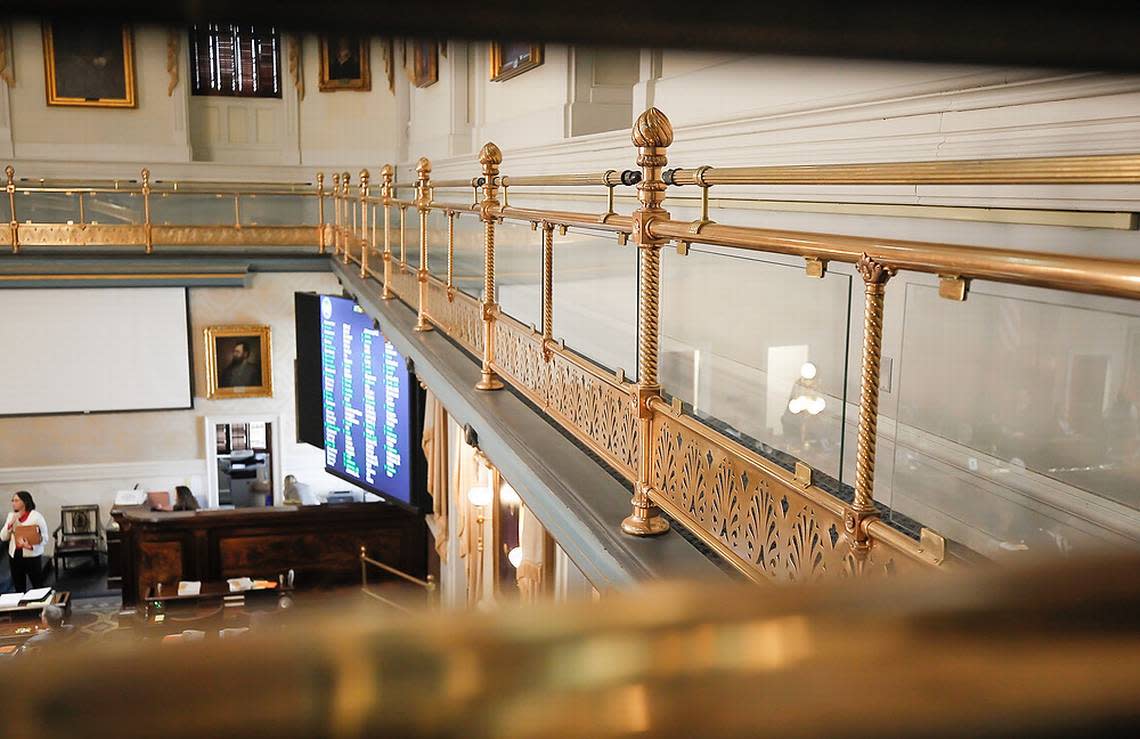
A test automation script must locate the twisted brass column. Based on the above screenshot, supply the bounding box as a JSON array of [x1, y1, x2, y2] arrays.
[[141, 168, 152, 255], [6, 165, 18, 255], [316, 172, 326, 255], [340, 171, 351, 264], [541, 221, 554, 360], [332, 172, 341, 257], [414, 157, 434, 333], [475, 142, 504, 391], [848, 252, 893, 565], [622, 108, 673, 537], [359, 169, 370, 278], [446, 210, 456, 301], [380, 164, 394, 300]]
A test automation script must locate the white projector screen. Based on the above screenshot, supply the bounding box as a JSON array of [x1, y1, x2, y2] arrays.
[[0, 287, 192, 415]]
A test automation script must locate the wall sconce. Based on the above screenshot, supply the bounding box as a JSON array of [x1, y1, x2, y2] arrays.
[[507, 546, 522, 569], [499, 482, 521, 507]]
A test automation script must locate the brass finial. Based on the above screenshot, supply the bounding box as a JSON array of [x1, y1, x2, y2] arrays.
[[359, 168, 369, 184], [416, 157, 432, 178], [632, 107, 674, 149], [478, 142, 503, 167], [380, 163, 394, 183], [4, 165, 13, 183], [316, 172, 324, 187], [341, 171, 351, 194], [141, 168, 151, 186]]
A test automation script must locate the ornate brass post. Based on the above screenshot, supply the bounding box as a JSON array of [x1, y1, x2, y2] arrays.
[[622, 108, 673, 537], [541, 221, 554, 361], [341, 171, 351, 264], [359, 169, 370, 278], [6, 165, 18, 255], [316, 172, 326, 254], [141, 167, 153, 255], [380, 164, 394, 300], [414, 156, 434, 333], [332, 172, 341, 257], [475, 142, 504, 391], [848, 253, 893, 567]]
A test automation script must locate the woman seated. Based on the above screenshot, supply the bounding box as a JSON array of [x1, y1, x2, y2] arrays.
[[173, 485, 200, 512]]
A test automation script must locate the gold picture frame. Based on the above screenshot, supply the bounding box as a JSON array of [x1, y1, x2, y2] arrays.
[[489, 42, 543, 82], [42, 21, 136, 108], [318, 34, 371, 91], [408, 41, 438, 88], [204, 325, 273, 400]]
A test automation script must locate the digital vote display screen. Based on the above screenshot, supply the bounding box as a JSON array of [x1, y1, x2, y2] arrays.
[[320, 295, 414, 505]]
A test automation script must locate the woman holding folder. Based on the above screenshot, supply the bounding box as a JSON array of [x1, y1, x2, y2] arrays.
[[1, 491, 50, 591]]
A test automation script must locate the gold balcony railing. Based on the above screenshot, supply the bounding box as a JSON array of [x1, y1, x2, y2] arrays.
[[6, 109, 1140, 585]]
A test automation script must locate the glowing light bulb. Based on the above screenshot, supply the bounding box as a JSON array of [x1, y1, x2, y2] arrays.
[[800, 362, 818, 380], [508, 546, 522, 569], [808, 396, 826, 416], [500, 483, 521, 507], [467, 485, 493, 507], [788, 396, 805, 414]]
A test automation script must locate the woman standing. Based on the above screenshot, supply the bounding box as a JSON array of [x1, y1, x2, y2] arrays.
[[1, 491, 50, 591]]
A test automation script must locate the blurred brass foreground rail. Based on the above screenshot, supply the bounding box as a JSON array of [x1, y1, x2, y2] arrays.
[[5, 554, 1140, 739]]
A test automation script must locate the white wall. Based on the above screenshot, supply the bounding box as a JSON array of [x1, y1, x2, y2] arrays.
[[0, 272, 358, 547]]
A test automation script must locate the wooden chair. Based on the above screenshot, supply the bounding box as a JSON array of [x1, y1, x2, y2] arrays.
[[53, 505, 103, 574]]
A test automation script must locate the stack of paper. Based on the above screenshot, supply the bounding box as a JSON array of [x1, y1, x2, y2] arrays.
[[227, 577, 254, 592], [177, 581, 202, 596], [0, 593, 24, 607], [23, 587, 52, 602]]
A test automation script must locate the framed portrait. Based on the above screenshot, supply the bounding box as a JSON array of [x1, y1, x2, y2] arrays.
[[319, 34, 371, 91], [42, 21, 136, 107], [205, 325, 273, 400], [409, 41, 438, 88], [490, 42, 543, 82]]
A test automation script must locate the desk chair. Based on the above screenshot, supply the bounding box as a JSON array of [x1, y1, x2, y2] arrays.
[[53, 505, 103, 574]]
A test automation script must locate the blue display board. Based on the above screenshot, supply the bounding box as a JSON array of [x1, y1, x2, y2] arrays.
[[320, 294, 413, 505]]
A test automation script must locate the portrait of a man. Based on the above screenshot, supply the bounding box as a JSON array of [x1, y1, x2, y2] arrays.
[[409, 41, 438, 88], [319, 35, 371, 91], [205, 325, 273, 399], [42, 21, 136, 107]]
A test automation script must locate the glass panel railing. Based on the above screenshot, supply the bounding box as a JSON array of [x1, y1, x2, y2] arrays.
[[152, 193, 235, 225], [425, 209, 449, 278], [888, 281, 1140, 560], [84, 191, 144, 224], [402, 206, 421, 269], [239, 193, 318, 226], [552, 227, 637, 377], [660, 244, 853, 482], [16, 191, 81, 223], [495, 219, 541, 330], [453, 211, 484, 298]]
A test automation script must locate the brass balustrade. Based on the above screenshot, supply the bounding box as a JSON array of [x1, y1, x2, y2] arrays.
[[6, 111, 1140, 585]]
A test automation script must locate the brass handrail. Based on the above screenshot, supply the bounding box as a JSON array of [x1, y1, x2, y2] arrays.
[[499, 170, 641, 187], [360, 546, 437, 590], [648, 218, 1140, 300], [664, 152, 1140, 186]]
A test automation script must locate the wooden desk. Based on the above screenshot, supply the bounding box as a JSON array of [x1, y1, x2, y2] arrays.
[[142, 580, 295, 635], [112, 503, 425, 606]]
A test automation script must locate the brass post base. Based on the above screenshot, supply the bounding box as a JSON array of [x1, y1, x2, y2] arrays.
[[621, 501, 670, 537], [414, 318, 434, 332], [475, 372, 503, 391]]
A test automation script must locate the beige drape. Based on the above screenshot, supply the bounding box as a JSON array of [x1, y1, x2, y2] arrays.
[[453, 432, 485, 606], [516, 504, 547, 603], [421, 391, 449, 562]]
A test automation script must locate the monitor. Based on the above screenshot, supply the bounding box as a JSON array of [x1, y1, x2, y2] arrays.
[[319, 294, 416, 508]]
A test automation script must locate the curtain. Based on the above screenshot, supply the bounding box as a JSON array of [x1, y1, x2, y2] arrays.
[[516, 504, 547, 603], [453, 432, 485, 606], [421, 390, 449, 562]]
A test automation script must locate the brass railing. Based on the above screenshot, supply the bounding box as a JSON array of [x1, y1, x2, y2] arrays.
[[6, 109, 1140, 585], [359, 546, 437, 613]]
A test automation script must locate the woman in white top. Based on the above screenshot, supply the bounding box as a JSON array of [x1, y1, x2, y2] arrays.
[[1, 491, 50, 591]]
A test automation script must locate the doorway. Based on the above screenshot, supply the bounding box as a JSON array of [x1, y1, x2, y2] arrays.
[[204, 414, 283, 508]]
